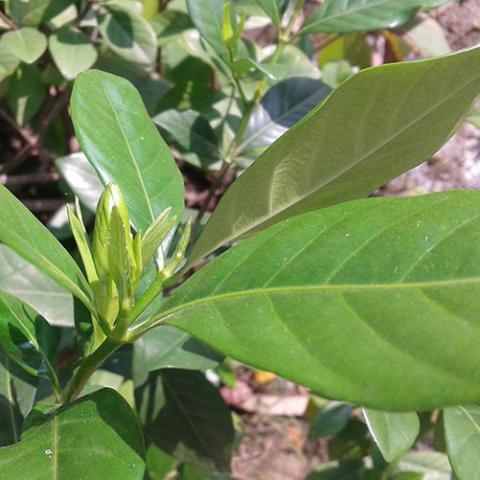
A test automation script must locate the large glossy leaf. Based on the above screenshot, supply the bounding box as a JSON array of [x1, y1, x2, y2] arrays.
[[0, 186, 94, 312], [98, 4, 157, 65], [133, 325, 222, 385], [49, 26, 98, 80], [1, 27, 47, 64], [0, 291, 56, 380], [0, 388, 145, 478], [56, 152, 103, 212], [301, 0, 419, 35], [137, 369, 234, 472], [188, 46, 480, 266], [444, 405, 480, 480], [0, 354, 37, 446], [240, 77, 331, 153], [363, 409, 419, 461], [158, 191, 480, 411], [0, 245, 74, 328], [186, 0, 226, 59], [71, 70, 184, 232]]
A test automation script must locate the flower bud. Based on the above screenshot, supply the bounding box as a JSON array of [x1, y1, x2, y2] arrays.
[[92, 183, 140, 314]]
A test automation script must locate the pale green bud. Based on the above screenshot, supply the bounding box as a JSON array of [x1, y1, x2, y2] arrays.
[[92, 183, 140, 314]]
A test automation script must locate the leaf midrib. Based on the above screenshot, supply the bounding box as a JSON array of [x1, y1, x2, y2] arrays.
[[155, 275, 480, 323]]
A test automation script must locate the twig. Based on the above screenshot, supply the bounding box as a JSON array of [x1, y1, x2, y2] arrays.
[[0, 11, 17, 30], [0, 172, 60, 186]]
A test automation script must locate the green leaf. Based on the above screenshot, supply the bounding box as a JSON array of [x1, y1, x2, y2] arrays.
[[7, 65, 46, 125], [6, 0, 50, 27], [363, 409, 419, 462], [301, 0, 419, 35], [240, 77, 331, 154], [133, 325, 222, 385], [160, 191, 480, 411], [0, 42, 20, 83], [186, 0, 226, 59], [467, 107, 480, 130], [0, 245, 74, 328], [0, 185, 94, 313], [397, 452, 451, 480], [0, 354, 37, 446], [0, 388, 146, 478], [49, 26, 98, 80], [255, 0, 281, 28], [0, 291, 56, 380], [1, 27, 47, 64], [309, 402, 353, 438], [98, 4, 158, 65], [154, 109, 221, 169], [55, 152, 104, 212], [138, 369, 234, 472], [188, 46, 480, 266], [71, 70, 185, 233], [444, 405, 480, 480]]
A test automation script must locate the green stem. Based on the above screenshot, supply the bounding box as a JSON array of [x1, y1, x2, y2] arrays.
[[62, 338, 122, 404]]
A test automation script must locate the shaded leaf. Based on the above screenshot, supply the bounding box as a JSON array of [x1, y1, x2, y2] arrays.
[[98, 4, 157, 65], [0, 291, 56, 380], [363, 409, 419, 461], [444, 405, 480, 480], [309, 402, 353, 438], [160, 191, 480, 410], [0, 388, 146, 478], [1, 27, 47, 64], [6, 0, 50, 27], [138, 369, 234, 472], [71, 70, 185, 232], [255, 0, 281, 28], [7, 65, 46, 125], [397, 451, 451, 480], [188, 47, 480, 265], [49, 26, 98, 80], [154, 109, 221, 169], [133, 325, 222, 385]]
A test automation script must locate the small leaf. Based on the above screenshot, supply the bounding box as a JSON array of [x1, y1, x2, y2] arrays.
[[0, 245, 74, 328], [71, 70, 185, 233], [188, 46, 480, 266], [363, 409, 419, 462], [0, 389, 146, 478], [444, 405, 480, 480], [0, 291, 56, 380], [309, 402, 353, 438], [137, 369, 234, 472], [7, 65, 46, 125], [159, 191, 480, 411], [133, 325, 222, 385], [186, 0, 226, 59], [1, 28, 47, 64], [98, 4, 157, 65], [0, 185, 94, 313], [49, 26, 98, 80], [397, 451, 451, 480]]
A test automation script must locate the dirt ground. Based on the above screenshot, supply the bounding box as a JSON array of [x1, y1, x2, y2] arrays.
[[230, 1, 480, 479]]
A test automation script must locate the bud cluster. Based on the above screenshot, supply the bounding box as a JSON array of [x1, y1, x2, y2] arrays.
[[68, 183, 189, 343]]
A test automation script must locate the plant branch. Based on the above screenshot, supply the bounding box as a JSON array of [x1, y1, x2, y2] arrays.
[[63, 338, 122, 404], [0, 11, 17, 30]]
